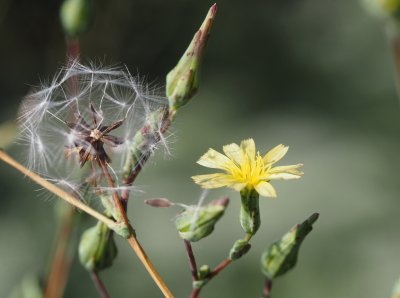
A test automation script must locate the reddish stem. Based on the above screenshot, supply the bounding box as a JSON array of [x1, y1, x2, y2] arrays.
[[184, 240, 198, 281], [90, 271, 111, 298], [262, 277, 273, 298], [44, 206, 77, 298]]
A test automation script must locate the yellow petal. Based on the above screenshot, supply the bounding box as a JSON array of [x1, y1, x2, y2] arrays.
[[263, 144, 288, 164], [197, 148, 232, 170], [223, 143, 243, 165], [268, 164, 303, 180], [230, 182, 247, 191], [254, 181, 277, 198], [240, 138, 256, 160], [192, 173, 235, 189]]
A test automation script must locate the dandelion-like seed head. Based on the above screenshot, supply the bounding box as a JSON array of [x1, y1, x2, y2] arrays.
[[18, 60, 168, 193], [192, 139, 304, 198]]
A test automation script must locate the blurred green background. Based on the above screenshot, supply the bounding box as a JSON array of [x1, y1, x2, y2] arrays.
[[1, 0, 400, 297]]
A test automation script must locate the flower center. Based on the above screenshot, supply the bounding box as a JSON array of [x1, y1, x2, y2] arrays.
[[90, 129, 102, 140]]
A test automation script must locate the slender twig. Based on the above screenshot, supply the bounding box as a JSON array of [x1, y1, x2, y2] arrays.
[[262, 277, 273, 298], [183, 240, 198, 281], [98, 157, 174, 298], [0, 150, 115, 227], [208, 259, 232, 279], [126, 234, 174, 298], [97, 159, 129, 225], [44, 205, 77, 298], [90, 271, 111, 298]]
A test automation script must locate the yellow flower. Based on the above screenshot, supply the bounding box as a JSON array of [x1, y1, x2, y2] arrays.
[[192, 139, 303, 198]]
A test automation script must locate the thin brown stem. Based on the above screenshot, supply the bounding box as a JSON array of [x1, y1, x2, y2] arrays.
[[126, 234, 174, 298], [97, 159, 129, 225], [44, 205, 77, 298], [66, 38, 80, 60], [90, 271, 111, 298], [208, 259, 232, 279], [97, 158, 174, 298], [0, 150, 116, 228], [190, 288, 201, 298], [183, 240, 198, 281], [262, 277, 273, 298]]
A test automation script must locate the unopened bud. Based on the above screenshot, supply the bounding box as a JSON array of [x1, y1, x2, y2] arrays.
[[60, 0, 93, 38], [229, 239, 251, 260], [198, 264, 210, 280], [166, 4, 217, 111], [79, 221, 118, 272], [240, 188, 261, 236], [144, 198, 173, 208], [175, 197, 229, 242], [260, 213, 319, 279]]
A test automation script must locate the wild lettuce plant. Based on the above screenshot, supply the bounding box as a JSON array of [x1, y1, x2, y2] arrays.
[[0, 2, 318, 297]]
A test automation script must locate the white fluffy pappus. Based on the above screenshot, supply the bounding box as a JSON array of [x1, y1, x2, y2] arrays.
[[17, 60, 169, 197]]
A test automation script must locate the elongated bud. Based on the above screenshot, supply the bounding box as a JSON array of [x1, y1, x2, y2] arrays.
[[175, 197, 229, 242], [166, 4, 217, 111], [60, 0, 93, 38], [260, 213, 319, 279], [144, 198, 173, 208], [240, 188, 261, 236], [229, 239, 251, 260], [79, 221, 118, 272], [123, 108, 168, 180], [393, 277, 400, 298]]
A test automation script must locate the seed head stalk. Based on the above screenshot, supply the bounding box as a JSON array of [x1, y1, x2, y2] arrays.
[[97, 157, 174, 298]]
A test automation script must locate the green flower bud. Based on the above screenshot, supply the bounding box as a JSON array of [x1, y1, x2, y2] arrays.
[[123, 108, 168, 180], [60, 0, 93, 38], [175, 197, 229, 242], [260, 213, 319, 279], [240, 188, 261, 236], [79, 221, 118, 272], [229, 239, 251, 260], [198, 264, 211, 280], [392, 277, 400, 298], [166, 4, 217, 111]]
